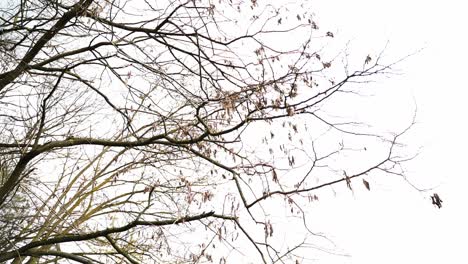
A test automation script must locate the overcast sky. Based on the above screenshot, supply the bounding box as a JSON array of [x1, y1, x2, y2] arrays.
[[303, 0, 468, 263]]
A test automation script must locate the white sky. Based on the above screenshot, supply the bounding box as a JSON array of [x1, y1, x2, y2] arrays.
[[302, 0, 468, 263]]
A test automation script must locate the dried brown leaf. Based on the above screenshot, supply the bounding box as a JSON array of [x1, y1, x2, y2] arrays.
[[362, 179, 370, 191]]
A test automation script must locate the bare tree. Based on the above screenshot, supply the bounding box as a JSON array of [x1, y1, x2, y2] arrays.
[[0, 0, 413, 263]]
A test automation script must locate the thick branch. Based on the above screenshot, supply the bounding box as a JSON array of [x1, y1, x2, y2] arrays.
[[0, 0, 94, 91]]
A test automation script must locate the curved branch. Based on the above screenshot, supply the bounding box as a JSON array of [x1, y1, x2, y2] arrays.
[[12, 249, 93, 264], [0, 211, 216, 262]]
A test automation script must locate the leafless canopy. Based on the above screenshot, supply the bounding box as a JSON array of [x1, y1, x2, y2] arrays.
[[0, 0, 412, 263]]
